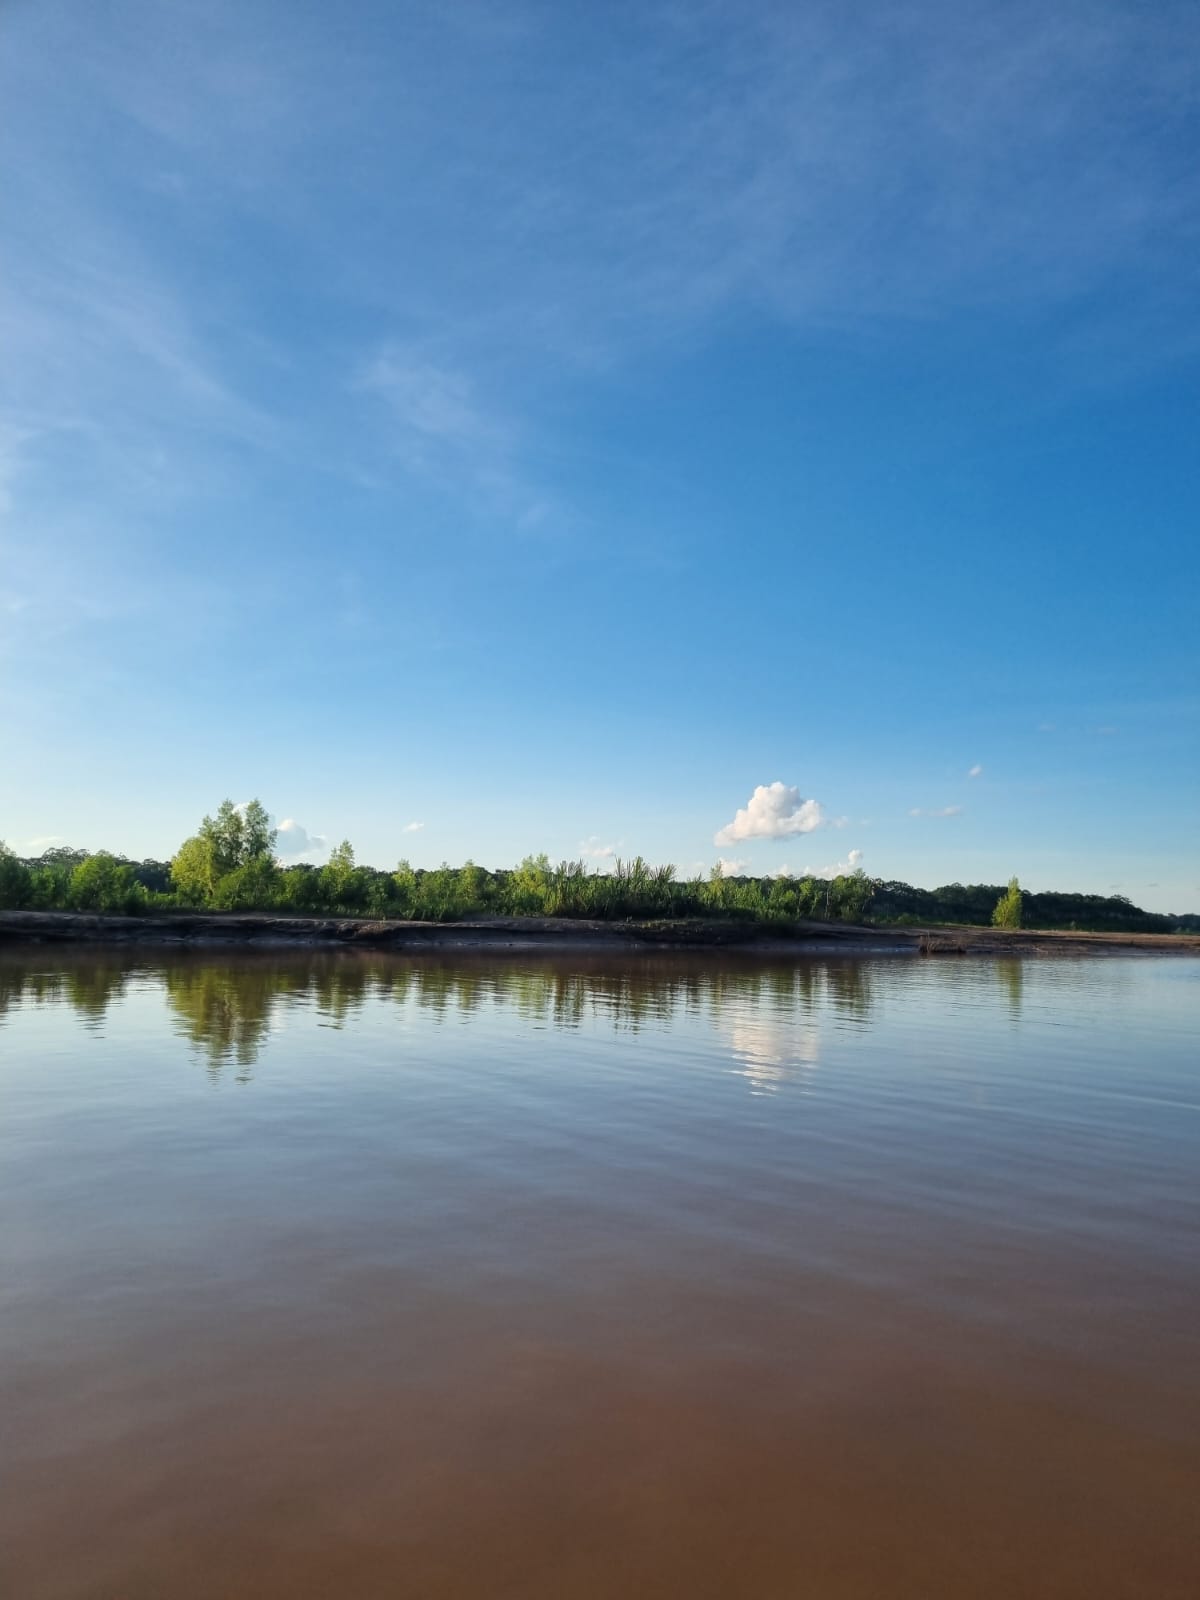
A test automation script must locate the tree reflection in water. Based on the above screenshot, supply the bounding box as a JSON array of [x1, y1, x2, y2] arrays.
[[0, 948, 896, 1077], [0, 955, 133, 1033], [995, 957, 1024, 1019]]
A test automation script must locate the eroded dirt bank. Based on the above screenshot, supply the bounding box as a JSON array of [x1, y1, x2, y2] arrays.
[[1, 910, 1196, 957]]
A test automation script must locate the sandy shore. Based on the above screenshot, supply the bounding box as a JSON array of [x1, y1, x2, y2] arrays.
[[1, 909, 1196, 957]]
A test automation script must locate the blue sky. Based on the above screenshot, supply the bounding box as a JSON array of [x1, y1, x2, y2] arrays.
[[2, 0, 1197, 909]]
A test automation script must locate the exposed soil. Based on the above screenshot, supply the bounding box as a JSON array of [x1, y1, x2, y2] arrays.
[[1, 909, 1196, 956]]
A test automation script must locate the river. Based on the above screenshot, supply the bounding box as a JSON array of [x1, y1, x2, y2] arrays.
[[2, 948, 1197, 1598]]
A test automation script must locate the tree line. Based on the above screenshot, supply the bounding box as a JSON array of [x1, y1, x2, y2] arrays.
[[1, 798, 1195, 932]]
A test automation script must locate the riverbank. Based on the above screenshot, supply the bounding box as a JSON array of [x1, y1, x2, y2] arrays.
[[2, 909, 1197, 956]]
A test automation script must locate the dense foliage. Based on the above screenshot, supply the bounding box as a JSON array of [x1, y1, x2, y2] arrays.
[[868, 877, 1192, 932], [1, 802, 1195, 932]]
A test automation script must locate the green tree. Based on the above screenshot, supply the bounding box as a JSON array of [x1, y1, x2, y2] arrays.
[[320, 840, 363, 909], [212, 855, 279, 910], [392, 859, 417, 917], [365, 872, 394, 915], [992, 876, 1023, 929], [830, 868, 874, 923], [70, 852, 141, 912], [171, 835, 218, 904], [199, 798, 277, 874], [507, 854, 551, 916], [277, 864, 324, 912], [0, 842, 33, 908], [239, 799, 276, 862]]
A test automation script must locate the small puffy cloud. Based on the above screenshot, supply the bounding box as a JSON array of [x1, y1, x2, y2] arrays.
[[401, 820, 425, 833], [790, 844, 864, 883], [909, 806, 963, 818], [716, 856, 750, 877], [579, 836, 616, 859], [803, 848, 864, 881], [778, 850, 864, 880], [275, 818, 328, 859], [715, 782, 825, 845], [967, 764, 983, 779]]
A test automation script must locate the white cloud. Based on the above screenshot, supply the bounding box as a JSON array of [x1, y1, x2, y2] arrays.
[[275, 818, 328, 859], [967, 764, 983, 778], [715, 782, 826, 845], [909, 806, 963, 818], [802, 848, 864, 881], [579, 836, 616, 859], [401, 820, 425, 834], [716, 856, 750, 877]]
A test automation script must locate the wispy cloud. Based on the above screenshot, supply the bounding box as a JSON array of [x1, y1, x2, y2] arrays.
[[0, 424, 34, 520], [401, 820, 425, 834], [5, 0, 1196, 569], [579, 837, 617, 859], [335, 0, 1200, 361], [16, 835, 67, 857], [967, 763, 983, 778], [715, 782, 826, 845], [909, 806, 964, 818], [359, 349, 507, 466], [358, 343, 560, 527]]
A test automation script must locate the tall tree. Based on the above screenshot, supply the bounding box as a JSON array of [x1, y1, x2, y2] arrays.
[[198, 799, 277, 874], [320, 840, 357, 907], [239, 799, 276, 863], [992, 876, 1024, 929]]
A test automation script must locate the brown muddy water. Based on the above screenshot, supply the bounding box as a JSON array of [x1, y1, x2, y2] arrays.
[[1, 948, 1197, 1599]]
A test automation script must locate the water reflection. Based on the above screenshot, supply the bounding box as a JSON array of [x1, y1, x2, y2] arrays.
[[164, 965, 289, 1076], [724, 1014, 822, 1095], [2, 946, 1196, 1600], [0, 953, 134, 1031], [995, 957, 1024, 1018], [0, 948, 895, 1074]]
